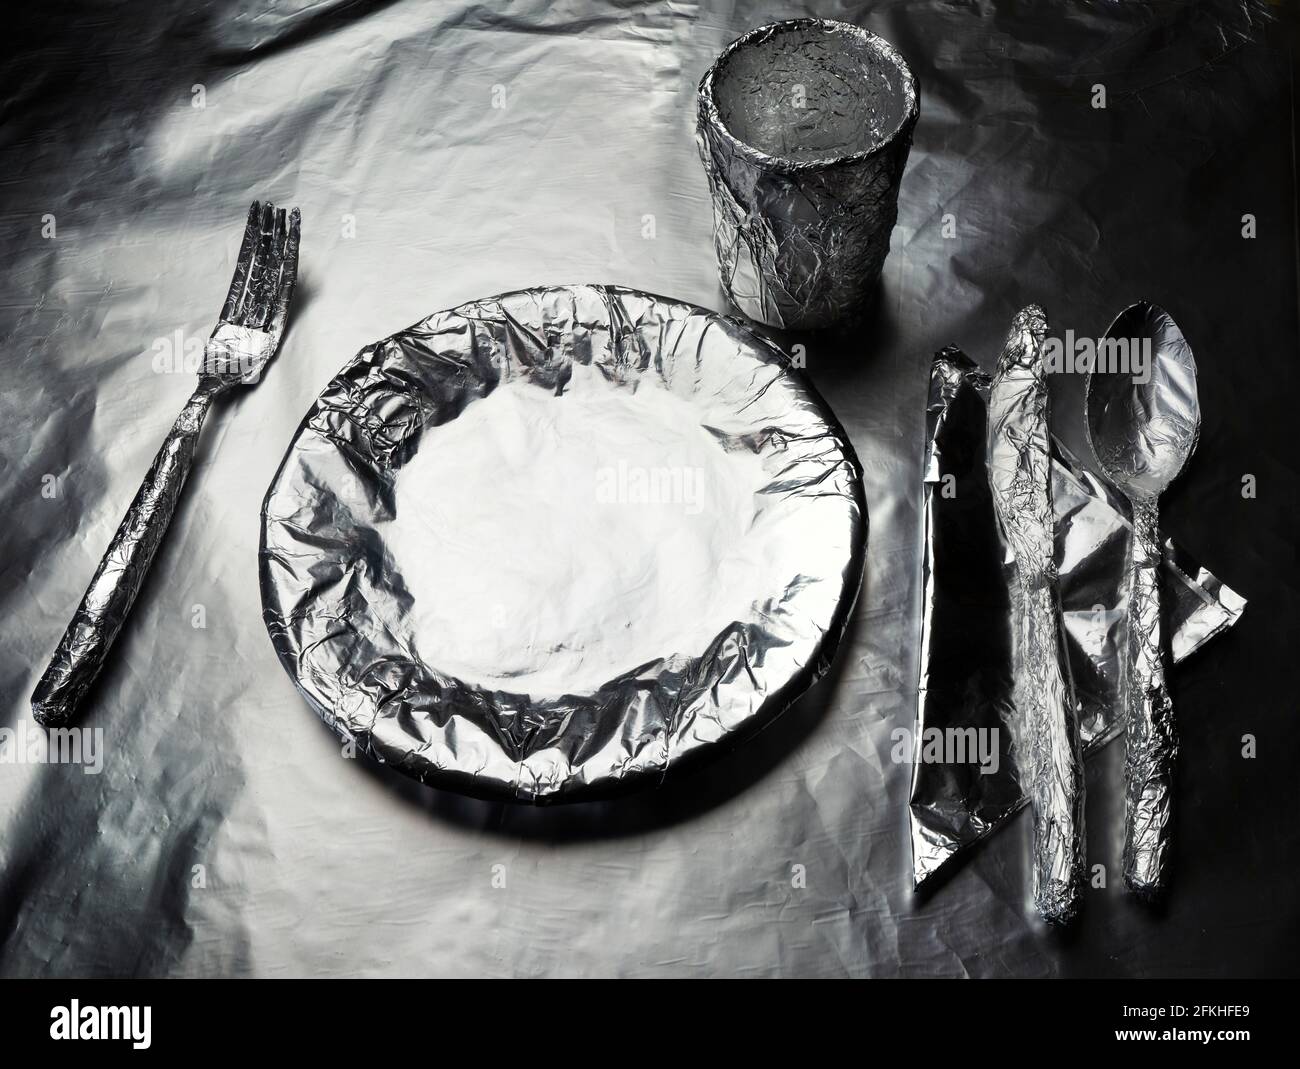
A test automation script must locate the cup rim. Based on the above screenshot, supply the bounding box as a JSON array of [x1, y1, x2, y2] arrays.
[[697, 18, 919, 174]]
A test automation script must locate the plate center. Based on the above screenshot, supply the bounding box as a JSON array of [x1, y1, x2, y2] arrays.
[[383, 365, 771, 696]]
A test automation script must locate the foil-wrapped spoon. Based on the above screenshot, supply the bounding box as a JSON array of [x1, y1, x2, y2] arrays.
[[1084, 302, 1200, 898]]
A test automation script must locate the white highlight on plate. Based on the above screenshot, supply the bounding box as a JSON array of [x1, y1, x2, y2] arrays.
[[384, 364, 772, 696]]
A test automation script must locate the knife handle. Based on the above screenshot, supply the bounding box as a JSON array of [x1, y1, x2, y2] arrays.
[[1122, 497, 1176, 898], [31, 382, 220, 728], [1024, 581, 1086, 923]]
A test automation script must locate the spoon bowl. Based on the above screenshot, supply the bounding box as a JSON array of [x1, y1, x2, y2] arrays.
[[1085, 302, 1200, 498]]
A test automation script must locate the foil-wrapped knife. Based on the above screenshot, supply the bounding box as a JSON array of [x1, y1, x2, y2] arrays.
[[986, 306, 1086, 923]]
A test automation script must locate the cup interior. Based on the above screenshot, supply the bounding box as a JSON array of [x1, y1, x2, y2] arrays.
[[709, 21, 914, 164]]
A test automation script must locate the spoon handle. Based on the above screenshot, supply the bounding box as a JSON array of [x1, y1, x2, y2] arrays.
[[1123, 498, 1177, 897]]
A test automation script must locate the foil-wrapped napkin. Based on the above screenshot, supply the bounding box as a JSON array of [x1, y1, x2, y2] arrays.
[[912, 337, 1245, 893]]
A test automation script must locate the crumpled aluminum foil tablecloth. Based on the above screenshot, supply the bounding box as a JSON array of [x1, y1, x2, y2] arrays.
[[1, 0, 1296, 977]]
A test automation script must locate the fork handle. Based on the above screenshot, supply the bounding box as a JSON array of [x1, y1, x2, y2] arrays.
[[32, 381, 222, 727]]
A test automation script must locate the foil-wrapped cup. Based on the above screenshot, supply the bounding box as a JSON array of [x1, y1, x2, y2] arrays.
[[696, 18, 918, 329]]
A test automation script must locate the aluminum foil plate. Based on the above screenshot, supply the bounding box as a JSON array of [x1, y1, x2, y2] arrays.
[[260, 284, 867, 802]]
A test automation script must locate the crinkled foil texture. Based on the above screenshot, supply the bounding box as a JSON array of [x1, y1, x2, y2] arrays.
[[985, 307, 1085, 922], [260, 284, 867, 803], [695, 20, 917, 329], [912, 350, 1245, 888]]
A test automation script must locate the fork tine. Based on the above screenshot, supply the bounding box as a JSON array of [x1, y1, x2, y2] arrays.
[[273, 207, 287, 266], [244, 202, 279, 329], [220, 201, 261, 322], [266, 207, 301, 340]]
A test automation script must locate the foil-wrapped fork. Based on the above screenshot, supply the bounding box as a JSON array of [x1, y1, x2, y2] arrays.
[[31, 201, 301, 728]]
